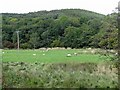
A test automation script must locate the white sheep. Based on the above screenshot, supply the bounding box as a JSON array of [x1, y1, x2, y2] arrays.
[[74, 53, 77, 55], [43, 54, 45, 56], [33, 54, 36, 56], [2, 52, 4, 54], [67, 54, 72, 57]]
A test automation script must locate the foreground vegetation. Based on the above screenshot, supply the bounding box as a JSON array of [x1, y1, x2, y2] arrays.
[[3, 62, 118, 88]]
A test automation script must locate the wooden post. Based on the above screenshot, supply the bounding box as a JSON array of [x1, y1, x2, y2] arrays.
[[16, 31, 20, 50]]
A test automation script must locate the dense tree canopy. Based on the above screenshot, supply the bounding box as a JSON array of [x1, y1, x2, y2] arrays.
[[2, 9, 118, 49]]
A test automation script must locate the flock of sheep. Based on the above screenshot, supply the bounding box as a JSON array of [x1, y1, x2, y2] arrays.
[[32, 48, 78, 57], [32, 47, 118, 57], [2, 48, 118, 57]]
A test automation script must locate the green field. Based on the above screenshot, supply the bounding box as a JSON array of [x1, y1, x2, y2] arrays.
[[2, 49, 110, 63]]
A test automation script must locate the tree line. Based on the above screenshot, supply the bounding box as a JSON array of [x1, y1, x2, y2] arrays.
[[2, 9, 118, 49]]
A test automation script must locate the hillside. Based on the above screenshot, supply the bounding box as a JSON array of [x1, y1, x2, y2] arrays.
[[2, 9, 118, 49]]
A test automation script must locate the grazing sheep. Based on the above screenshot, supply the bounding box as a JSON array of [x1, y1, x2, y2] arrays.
[[74, 53, 77, 56], [43, 54, 45, 56], [67, 54, 72, 57], [33, 54, 36, 56]]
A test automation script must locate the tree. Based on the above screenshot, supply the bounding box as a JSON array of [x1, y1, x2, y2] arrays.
[[29, 32, 40, 49], [63, 26, 80, 48]]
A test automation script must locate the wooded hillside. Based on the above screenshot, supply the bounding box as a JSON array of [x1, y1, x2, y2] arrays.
[[2, 9, 118, 49]]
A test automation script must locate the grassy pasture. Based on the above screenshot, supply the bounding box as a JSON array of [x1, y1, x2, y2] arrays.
[[2, 49, 111, 63]]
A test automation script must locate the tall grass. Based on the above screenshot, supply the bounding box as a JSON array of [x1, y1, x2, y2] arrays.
[[3, 62, 118, 88]]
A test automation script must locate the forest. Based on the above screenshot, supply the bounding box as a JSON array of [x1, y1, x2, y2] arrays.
[[2, 9, 118, 49]]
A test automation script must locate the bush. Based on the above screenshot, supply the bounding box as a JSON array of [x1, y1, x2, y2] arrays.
[[3, 41, 14, 49], [20, 43, 31, 49]]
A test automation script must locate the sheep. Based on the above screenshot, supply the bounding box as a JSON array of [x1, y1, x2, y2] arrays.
[[43, 54, 45, 56], [33, 54, 36, 56], [74, 53, 77, 56], [2, 52, 4, 54], [67, 54, 72, 57]]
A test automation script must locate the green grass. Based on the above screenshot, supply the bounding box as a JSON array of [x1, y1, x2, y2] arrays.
[[2, 49, 108, 63]]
